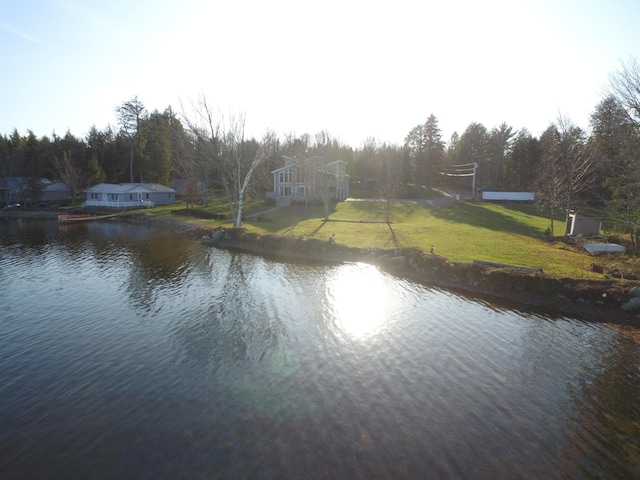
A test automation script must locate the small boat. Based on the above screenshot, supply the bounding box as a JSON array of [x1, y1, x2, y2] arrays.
[[57, 213, 118, 223], [583, 243, 626, 255]]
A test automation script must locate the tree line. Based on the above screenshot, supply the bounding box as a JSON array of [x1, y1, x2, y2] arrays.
[[2, 59, 640, 242]]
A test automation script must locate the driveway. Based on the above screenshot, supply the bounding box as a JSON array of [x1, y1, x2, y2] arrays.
[[345, 188, 464, 208]]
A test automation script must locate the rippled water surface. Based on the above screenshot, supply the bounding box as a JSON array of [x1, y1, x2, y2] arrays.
[[1, 217, 640, 479]]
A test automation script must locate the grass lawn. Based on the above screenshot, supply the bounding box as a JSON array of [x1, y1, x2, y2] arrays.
[[149, 198, 638, 279]]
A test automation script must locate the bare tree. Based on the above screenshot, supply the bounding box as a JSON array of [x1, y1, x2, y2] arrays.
[[181, 96, 275, 227], [609, 57, 640, 127], [535, 115, 596, 238], [375, 143, 403, 224], [535, 130, 565, 239], [172, 142, 202, 209], [116, 96, 146, 183], [53, 150, 86, 208], [180, 95, 221, 209], [313, 156, 331, 221], [219, 113, 276, 227]]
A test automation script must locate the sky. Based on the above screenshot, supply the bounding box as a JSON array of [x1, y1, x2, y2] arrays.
[[1, 0, 639, 148]]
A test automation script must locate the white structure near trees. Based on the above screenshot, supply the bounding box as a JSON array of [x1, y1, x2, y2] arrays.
[[268, 156, 350, 208], [481, 191, 535, 201], [83, 183, 175, 209]]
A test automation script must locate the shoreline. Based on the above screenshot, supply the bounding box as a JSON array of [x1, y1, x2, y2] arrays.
[[5, 209, 640, 327], [129, 215, 640, 328]]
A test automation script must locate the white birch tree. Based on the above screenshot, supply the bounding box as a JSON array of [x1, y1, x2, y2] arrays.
[[219, 113, 276, 227], [181, 96, 275, 227]]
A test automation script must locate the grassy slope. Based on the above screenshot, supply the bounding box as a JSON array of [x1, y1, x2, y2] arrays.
[[149, 198, 637, 279], [248, 201, 597, 277]]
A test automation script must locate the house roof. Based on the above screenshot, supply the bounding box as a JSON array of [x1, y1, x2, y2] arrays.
[[0, 177, 70, 190], [43, 182, 69, 192], [271, 157, 348, 174], [0, 177, 26, 189], [86, 183, 176, 194]]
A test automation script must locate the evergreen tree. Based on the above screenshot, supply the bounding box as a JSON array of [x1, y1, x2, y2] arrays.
[[451, 123, 489, 188], [506, 129, 540, 190], [487, 123, 516, 188], [140, 110, 173, 184], [403, 114, 445, 187]]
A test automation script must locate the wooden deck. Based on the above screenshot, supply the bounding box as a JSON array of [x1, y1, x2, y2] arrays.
[[57, 213, 118, 223]]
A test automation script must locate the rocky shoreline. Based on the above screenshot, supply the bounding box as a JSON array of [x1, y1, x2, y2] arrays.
[[117, 214, 640, 328]]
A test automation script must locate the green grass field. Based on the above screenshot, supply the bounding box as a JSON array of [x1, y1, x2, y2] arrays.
[[149, 197, 640, 279]]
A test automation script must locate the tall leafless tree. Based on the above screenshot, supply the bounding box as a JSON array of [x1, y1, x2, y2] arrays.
[[181, 96, 275, 227], [53, 150, 86, 208], [609, 57, 640, 127], [116, 96, 146, 183], [220, 113, 276, 227], [535, 115, 596, 238], [374, 142, 403, 224]]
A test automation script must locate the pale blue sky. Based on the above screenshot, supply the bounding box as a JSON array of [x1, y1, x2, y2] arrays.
[[1, 0, 639, 147]]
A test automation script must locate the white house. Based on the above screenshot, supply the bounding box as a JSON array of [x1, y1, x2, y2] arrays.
[[267, 156, 350, 207], [83, 183, 176, 209]]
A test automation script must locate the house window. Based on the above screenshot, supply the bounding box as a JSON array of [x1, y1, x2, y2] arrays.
[[109, 193, 119, 201], [279, 169, 292, 184], [146, 194, 150, 200], [129, 194, 134, 200]]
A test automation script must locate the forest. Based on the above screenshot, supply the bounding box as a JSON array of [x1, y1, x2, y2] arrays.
[[1, 58, 640, 243]]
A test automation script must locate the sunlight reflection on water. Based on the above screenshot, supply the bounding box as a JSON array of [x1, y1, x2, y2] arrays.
[[325, 263, 390, 339]]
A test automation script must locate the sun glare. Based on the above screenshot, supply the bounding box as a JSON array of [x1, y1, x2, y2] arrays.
[[325, 263, 390, 340]]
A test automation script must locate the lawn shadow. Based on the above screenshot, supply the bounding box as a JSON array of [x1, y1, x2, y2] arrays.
[[309, 221, 328, 237], [429, 201, 548, 236], [248, 205, 327, 233], [386, 222, 400, 248]]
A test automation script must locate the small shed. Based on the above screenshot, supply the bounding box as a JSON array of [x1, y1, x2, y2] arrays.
[[565, 212, 601, 237]]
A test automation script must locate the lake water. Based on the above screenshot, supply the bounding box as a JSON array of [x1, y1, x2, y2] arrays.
[[1, 217, 640, 479]]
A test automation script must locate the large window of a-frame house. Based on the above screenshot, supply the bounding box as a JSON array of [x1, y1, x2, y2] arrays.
[[279, 169, 292, 184]]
